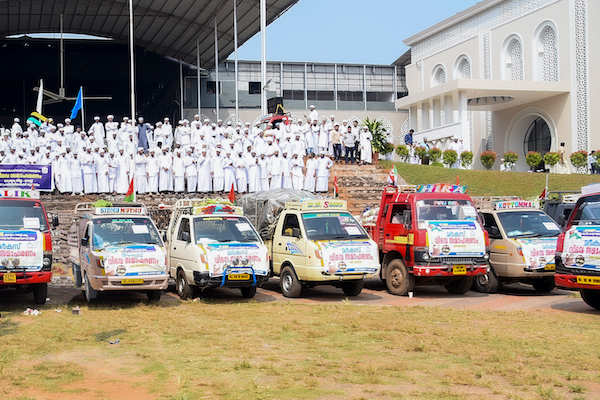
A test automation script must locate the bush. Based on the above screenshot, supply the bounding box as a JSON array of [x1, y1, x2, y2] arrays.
[[592, 151, 600, 169], [381, 141, 395, 155], [414, 146, 428, 162], [395, 145, 410, 162], [543, 152, 560, 166], [442, 149, 458, 167], [431, 162, 444, 167], [525, 151, 543, 170], [480, 151, 497, 170], [503, 151, 518, 164], [428, 147, 442, 163], [460, 151, 473, 168], [570, 150, 588, 169]]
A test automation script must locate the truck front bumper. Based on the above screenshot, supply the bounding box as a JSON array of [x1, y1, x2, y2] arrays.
[[0, 270, 52, 286], [411, 264, 488, 277], [89, 273, 168, 291], [193, 271, 269, 288]]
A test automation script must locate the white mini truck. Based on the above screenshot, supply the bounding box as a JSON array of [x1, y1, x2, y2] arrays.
[[165, 200, 269, 299]]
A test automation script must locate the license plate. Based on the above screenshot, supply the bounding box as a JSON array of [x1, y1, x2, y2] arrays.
[[2, 273, 16, 283], [452, 265, 467, 275], [544, 263, 556, 271], [121, 278, 144, 285], [576, 276, 600, 286], [228, 273, 250, 281]]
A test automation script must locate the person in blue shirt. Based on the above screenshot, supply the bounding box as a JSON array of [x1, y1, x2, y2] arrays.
[[404, 129, 414, 146]]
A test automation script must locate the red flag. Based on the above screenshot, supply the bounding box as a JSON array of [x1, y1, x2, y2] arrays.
[[333, 176, 339, 198], [538, 188, 546, 200], [124, 178, 135, 202], [456, 176, 460, 185], [228, 183, 236, 203]]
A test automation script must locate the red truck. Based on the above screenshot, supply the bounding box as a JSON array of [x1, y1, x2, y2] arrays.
[[555, 189, 600, 310], [365, 185, 489, 295], [0, 189, 58, 304]]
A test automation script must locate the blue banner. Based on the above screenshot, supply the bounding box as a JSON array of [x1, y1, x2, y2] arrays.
[[0, 164, 52, 191]]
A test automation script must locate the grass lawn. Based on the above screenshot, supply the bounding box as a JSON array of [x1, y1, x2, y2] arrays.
[[1, 300, 600, 400], [379, 161, 600, 198]]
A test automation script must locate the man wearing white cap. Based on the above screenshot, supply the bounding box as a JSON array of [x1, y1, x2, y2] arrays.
[[162, 117, 173, 148], [96, 150, 110, 193], [269, 150, 283, 190], [234, 151, 247, 194], [211, 149, 224, 193], [359, 126, 373, 165], [137, 117, 151, 152], [11, 118, 23, 137], [81, 148, 97, 194], [245, 149, 259, 193], [257, 153, 269, 192], [146, 148, 159, 194], [191, 114, 202, 132], [183, 148, 197, 192], [172, 150, 185, 193], [304, 153, 317, 192], [315, 152, 333, 193], [223, 151, 236, 193], [70, 152, 84, 195], [116, 149, 130, 194], [196, 148, 212, 193], [290, 153, 304, 190], [105, 115, 118, 138], [107, 152, 118, 193], [134, 148, 148, 194], [158, 148, 172, 192], [64, 118, 74, 135], [309, 105, 318, 124], [89, 116, 105, 142]]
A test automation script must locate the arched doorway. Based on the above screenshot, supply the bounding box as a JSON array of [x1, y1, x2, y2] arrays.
[[505, 111, 555, 171], [524, 117, 552, 154]]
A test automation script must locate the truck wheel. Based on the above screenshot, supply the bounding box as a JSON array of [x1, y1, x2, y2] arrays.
[[280, 266, 302, 298], [176, 270, 193, 300], [83, 272, 98, 302], [342, 280, 364, 296], [241, 286, 257, 298], [580, 289, 600, 310], [473, 267, 499, 293], [445, 277, 474, 294], [147, 290, 162, 302], [33, 283, 48, 305], [385, 259, 414, 296], [532, 277, 555, 293]]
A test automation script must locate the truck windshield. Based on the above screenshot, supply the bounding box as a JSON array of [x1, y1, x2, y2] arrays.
[[194, 216, 260, 243], [417, 199, 477, 223], [301, 212, 368, 241], [92, 217, 161, 250], [570, 198, 600, 226], [497, 211, 560, 238], [0, 200, 48, 231]]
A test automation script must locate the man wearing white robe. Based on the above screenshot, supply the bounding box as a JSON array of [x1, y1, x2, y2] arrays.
[[158, 148, 172, 192], [105, 115, 118, 138], [223, 152, 237, 193], [304, 153, 317, 192], [315, 152, 334, 193], [80, 148, 97, 194], [89, 116, 106, 143], [290, 154, 304, 190], [269, 151, 283, 190], [257, 154, 270, 192], [196, 150, 212, 193], [116, 149, 130, 194], [245, 150, 259, 193], [108, 152, 118, 193], [234, 151, 248, 193], [183, 148, 197, 193], [70, 153, 84, 195], [282, 152, 293, 190], [134, 148, 148, 194], [146, 149, 160, 194], [308, 105, 318, 124], [359, 127, 373, 165], [96, 150, 110, 193], [172, 151, 185, 192], [211, 150, 224, 193]]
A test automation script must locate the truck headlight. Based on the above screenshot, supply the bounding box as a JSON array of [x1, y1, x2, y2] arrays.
[[43, 257, 51, 267], [232, 258, 240, 266], [422, 253, 429, 261], [484, 253, 489, 260]]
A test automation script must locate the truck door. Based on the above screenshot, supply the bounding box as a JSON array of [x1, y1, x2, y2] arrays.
[[482, 212, 508, 274], [80, 222, 92, 275], [383, 204, 412, 258], [171, 217, 196, 275], [273, 213, 306, 275]]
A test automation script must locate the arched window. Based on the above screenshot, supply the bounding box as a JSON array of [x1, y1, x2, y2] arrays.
[[503, 36, 524, 80], [454, 55, 471, 79], [431, 64, 447, 87], [535, 22, 559, 81]]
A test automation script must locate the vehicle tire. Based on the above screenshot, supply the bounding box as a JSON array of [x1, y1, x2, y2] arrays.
[[33, 283, 48, 305], [280, 266, 302, 298], [580, 289, 600, 311], [342, 280, 364, 296], [472, 267, 499, 293], [147, 290, 162, 302], [532, 277, 555, 293], [385, 259, 415, 296], [445, 277, 474, 295], [176, 269, 193, 300], [241, 286, 257, 298], [83, 272, 98, 302]]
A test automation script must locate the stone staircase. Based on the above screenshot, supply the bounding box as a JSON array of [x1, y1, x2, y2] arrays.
[[327, 162, 404, 215]]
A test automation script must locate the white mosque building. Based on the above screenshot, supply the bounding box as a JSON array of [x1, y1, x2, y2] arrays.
[[396, 0, 598, 171]]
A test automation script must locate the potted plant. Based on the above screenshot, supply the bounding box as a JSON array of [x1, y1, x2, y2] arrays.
[[428, 147, 442, 164], [570, 150, 588, 173], [480, 150, 497, 170], [364, 117, 391, 163], [395, 145, 410, 162], [502, 151, 518, 171], [543, 152, 560, 173], [443, 149, 458, 168], [415, 146, 428, 164], [525, 151, 542, 171], [460, 151, 473, 169]]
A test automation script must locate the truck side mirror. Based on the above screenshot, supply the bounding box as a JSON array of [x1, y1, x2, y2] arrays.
[[52, 215, 59, 228], [162, 232, 168, 243], [292, 227, 302, 238], [80, 237, 89, 247]]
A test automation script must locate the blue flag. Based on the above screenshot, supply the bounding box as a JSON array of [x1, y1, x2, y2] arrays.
[[70, 87, 83, 120]]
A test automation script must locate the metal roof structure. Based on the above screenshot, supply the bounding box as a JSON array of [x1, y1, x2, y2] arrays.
[[0, 0, 298, 66]]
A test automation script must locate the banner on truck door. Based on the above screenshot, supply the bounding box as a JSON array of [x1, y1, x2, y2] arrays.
[[199, 242, 269, 277], [426, 220, 486, 257], [0, 165, 52, 191], [516, 237, 557, 269], [562, 226, 600, 270], [102, 244, 166, 276], [0, 230, 44, 269]]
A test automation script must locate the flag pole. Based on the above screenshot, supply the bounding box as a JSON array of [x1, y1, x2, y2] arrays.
[[80, 86, 85, 131]]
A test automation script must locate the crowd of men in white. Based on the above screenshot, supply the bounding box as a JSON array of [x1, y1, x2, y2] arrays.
[[0, 106, 374, 195]]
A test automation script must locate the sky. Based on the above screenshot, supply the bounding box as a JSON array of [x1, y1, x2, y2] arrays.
[[235, 0, 481, 65]]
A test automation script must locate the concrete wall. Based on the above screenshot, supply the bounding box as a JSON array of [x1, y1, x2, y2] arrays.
[[588, 0, 599, 150]]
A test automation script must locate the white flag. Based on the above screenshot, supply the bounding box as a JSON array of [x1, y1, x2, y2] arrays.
[[36, 79, 43, 114]]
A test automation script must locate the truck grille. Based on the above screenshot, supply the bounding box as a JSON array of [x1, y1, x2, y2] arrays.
[[433, 257, 481, 265]]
